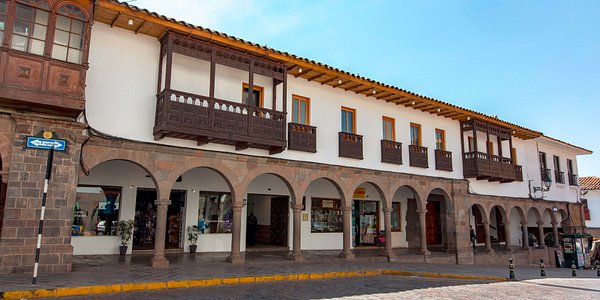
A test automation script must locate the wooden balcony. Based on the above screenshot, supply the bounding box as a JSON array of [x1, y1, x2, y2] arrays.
[[339, 132, 363, 159], [463, 151, 517, 182], [0, 50, 86, 117], [409, 145, 428, 168], [288, 123, 317, 153], [381, 140, 402, 165], [514, 165, 523, 182], [153, 89, 286, 153], [434, 150, 452, 171], [555, 171, 565, 184], [568, 174, 578, 186]]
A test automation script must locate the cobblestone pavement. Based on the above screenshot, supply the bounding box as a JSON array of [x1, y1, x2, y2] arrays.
[[45, 276, 600, 300]]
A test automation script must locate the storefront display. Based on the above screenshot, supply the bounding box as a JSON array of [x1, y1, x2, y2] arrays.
[[198, 192, 232, 234], [73, 186, 121, 236], [311, 198, 342, 232], [353, 200, 379, 246]]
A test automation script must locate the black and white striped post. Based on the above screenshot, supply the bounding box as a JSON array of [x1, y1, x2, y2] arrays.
[[32, 147, 54, 285]]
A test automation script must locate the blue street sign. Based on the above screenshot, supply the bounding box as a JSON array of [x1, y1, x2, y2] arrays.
[[26, 137, 67, 151]]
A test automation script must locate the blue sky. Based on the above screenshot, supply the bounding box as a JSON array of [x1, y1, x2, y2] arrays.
[[136, 0, 600, 176]]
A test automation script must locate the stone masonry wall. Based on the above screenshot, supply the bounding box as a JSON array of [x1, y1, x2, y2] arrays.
[[0, 114, 85, 273]]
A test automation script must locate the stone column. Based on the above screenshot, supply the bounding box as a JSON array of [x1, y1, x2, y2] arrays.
[[551, 221, 560, 247], [503, 221, 512, 251], [418, 210, 430, 255], [290, 204, 304, 262], [150, 199, 170, 268], [483, 220, 494, 254], [383, 207, 396, 261], [338, 207, 355, 260], [537, 221, 546, 248], [521, 221, 529, 250], [227, 203, 245, 264]]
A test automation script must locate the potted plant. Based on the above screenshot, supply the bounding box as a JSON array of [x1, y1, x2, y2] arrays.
[[117, 219, 135, 255], [187, 225, 201, 254]]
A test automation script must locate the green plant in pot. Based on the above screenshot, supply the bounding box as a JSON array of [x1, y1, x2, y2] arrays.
[[117, 219, 135, 255], [187, 225, 201, 254]]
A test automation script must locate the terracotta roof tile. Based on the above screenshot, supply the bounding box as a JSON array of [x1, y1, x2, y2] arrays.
[[580, 176, 600, 190]]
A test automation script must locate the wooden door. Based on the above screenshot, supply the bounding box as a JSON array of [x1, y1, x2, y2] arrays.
[[474, 207, 485, 243], [426, 201, 441, 245], [270, 197, 288, 246]]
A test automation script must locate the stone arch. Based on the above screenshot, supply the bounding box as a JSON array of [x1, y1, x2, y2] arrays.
[[391, 185, 422, 251], [508, 206, 526, 247], [468, 203, 487, 247], [0, 132, 11, 175], [348, 180, 388, 209], [425, 188, 452, 249], [526, 207, 542, 224], [489, 205, 508, 248], [238, 169, 298, 205], [509, 206, 526, 223], [424, 186, 453, 213], [80, 158, 159, 191], [168, 164, 237, 203]]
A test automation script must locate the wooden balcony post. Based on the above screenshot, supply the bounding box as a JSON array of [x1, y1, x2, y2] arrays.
[[282, 68, 288, 114], [165, 46, 173, 90], [472, 125, 478, 152], [209, 47, 216, 98], [497, 135, 503, 158], [248, 58, 254, 106]]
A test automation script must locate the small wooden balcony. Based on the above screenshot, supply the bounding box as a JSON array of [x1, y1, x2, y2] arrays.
[[463, 151, 517, 182], [409, 145, 428, 168], [153, 89, 286, 153], [555, 171, 565, 184], [540, 168, 552, 183], [568, 174, 578, 186], [381, 140, 402, 165], [288, 123, 317, 153], [514, 165, 523, 182], [339, 132, 363, 159], [434, 150, 452, 171]]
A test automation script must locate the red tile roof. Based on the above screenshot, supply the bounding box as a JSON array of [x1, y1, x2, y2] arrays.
[[580, 176, 600, 190]]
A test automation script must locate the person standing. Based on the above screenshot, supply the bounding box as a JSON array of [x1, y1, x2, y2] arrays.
[[247, 213, 258, 246], [470, 225, 477, 250]]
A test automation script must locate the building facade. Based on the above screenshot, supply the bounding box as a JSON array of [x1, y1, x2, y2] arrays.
[[0, 0, 591, 273], [580, 177, 600, 239]]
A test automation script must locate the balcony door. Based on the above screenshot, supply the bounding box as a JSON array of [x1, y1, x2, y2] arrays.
[[539, 152, 547, 169]]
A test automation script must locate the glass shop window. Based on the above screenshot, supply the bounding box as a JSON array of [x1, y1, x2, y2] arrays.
[[311, 198, 342, 233], [73, 186, 121, 236], [391, 202, 401, 232], [197, 192, 232, 234]]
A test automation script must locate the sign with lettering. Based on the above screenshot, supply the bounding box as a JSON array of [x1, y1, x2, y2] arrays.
[[26, 137, 66, 151], [353, 188, 366, 199]]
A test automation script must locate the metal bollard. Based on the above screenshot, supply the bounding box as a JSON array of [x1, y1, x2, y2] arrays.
[[596, 261, 600, 277], [539, 259, 546, 277], [509, 258, 515, 280], [571, 264, 577, 277]]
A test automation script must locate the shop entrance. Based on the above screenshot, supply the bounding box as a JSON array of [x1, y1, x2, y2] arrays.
[[133, 189, 186, 250], [426, 201, 442, 245], [353, 200, 380, 246], [246, 194, 288, 248]]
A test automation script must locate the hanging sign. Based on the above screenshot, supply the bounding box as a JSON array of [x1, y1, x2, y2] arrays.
[[353, 188, 366, 199]]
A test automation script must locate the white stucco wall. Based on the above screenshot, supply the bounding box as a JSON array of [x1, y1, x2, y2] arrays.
[[585, 190, 600, 228]]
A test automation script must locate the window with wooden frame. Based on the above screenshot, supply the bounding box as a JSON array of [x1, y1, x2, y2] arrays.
[[0, 0, 7, 43], [410, 123, 421, 146], [11, 0, 51, 56], [341, 106, 356, 133], [382, 116, 395, 141], [487, 141, 494, 156], [468, 136, 474, 152], [391, 202, 401, 232], [567, 159, 574, 175], [435, 129, 445, 151], [52, 4, 87, 63], [511, 147, 518, 164], [292, 95, 310, 125], [242, 83, 264, 107]]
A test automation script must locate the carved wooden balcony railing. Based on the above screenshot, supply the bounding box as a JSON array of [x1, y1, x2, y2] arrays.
[[0, 50, 86, 117], [288, 123, 317, 153], [568, 173, 578, 186], [409, 145, 428, 168], [434, 150, 452, 171], [555, 171, 565, 184], [463, 151, 517, 182], [153, 89, 286, 153], [514, 165, 523, 182], [381, 140, 402, 165], [339, 132, 363, 159], [540, 168, 552, 183]]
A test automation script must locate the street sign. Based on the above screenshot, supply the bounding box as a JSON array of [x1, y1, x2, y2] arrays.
[[26, 136, 66, 151]]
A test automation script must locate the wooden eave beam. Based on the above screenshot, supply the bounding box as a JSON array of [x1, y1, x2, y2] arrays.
[[343, 83, 362, 91], [374, 91, 393, 99], [96, 0, 542, 139], [332, 80, 349, 88], [381, 95, 403, 102], [306, 72, 326, 82], [413, 103, 433, 110], [135, 20, 146, 34], [110, 12, 121, 27], [392, 97, 412, 105], [320, 77, 339, 85], [354, 86, 372, 94], [294, 68, 312, 78]]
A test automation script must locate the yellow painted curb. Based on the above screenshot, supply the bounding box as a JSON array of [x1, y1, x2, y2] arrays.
[[0, 269, 506, 299]]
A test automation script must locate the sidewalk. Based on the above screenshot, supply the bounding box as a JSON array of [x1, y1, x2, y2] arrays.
[[1, 251, 598, 298]]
